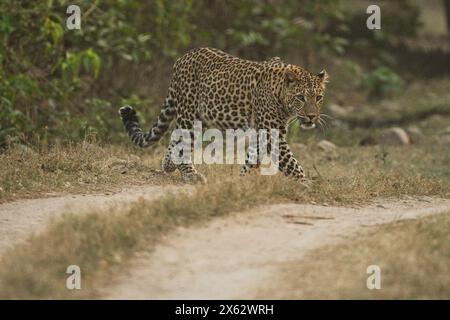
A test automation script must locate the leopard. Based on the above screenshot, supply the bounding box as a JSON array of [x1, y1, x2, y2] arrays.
[[119, 47, 329, 184]]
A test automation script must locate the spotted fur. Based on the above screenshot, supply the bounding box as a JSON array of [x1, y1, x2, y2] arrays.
[[119, 47, 329, 183]]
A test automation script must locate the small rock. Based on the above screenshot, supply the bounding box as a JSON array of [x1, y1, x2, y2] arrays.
[[316, 140, 338, 160], [291, 143, 307, 150], [326, 103, 349, 117], [438, 127, 450, 145], [439, 134, 450, 146], [406, 126, 423, 143], [331, 119, 349, 130], [380, 127, 410, 146], [317, 140, 337, 152]]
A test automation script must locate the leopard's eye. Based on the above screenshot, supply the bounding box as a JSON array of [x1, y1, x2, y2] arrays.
[[316, 95, 323, 102], [296, 94, 305, 102]]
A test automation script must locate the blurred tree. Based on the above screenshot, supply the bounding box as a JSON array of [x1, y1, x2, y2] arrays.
[[444, 0, 450, 38]]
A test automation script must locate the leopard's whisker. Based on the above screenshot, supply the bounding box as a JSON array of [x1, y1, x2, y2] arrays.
[[318, 120, 324, 132], [320, 113, 334, 120], [318, 118, 327, 132]]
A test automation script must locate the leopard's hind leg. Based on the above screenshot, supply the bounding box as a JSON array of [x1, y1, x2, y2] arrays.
[[161, 140, 177, 173], [164, 116, 206, 184]]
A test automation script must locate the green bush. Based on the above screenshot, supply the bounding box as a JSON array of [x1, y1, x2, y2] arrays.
[[0, 0, 196, 145], [362, 66, 405, 100], [0, 0, 419, 146]]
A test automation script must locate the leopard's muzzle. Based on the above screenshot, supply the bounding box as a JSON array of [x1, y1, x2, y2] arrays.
[[298, 116, 317, 130]]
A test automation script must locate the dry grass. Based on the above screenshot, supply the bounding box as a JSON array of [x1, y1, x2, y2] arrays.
[[2, 133, 448, 205], [0, 141, 181, 203], [254, 211, 450, 299], [0, 139, 448, 298]]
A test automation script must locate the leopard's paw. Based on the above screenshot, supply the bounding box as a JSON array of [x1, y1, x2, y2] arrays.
[[161, 157, 177, 173], [239, 165, 249, 176], [118, 105, 135, 118]]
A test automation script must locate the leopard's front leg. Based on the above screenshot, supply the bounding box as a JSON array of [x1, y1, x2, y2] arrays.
[[240, 130, 308, 184], [240, 142, 259, 175], [277, 137, 308, 182]]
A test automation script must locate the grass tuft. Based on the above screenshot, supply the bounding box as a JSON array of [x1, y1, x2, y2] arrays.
[[254, 212, 450, 299], [0, 142, 179, 203]]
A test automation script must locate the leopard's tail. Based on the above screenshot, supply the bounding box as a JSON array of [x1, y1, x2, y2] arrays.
[[119, 96, 176, 148]]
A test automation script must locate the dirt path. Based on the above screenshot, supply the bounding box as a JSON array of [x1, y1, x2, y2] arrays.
[[1, 188, 449, 299], [0, 185, 187, 256], [104, 196, 450, 299]]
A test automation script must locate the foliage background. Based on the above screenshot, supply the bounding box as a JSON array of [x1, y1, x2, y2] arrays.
[[0, 0, 448, 147]]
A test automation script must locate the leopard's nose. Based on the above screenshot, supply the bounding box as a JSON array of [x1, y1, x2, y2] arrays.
[[306, 114, 316, 122]]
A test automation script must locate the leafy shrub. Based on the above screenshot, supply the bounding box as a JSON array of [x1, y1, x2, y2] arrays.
[[362, 66, 405, 100], [0, 0, 196, 145], [0, 0, 419, 146]]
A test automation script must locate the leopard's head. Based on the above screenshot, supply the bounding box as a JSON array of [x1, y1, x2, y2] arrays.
[[281, 66, 329, 130]]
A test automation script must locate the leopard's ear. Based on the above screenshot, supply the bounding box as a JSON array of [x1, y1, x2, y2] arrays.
[[318, 69, 329, 84], [284, 69, 298, 83]]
